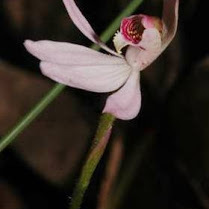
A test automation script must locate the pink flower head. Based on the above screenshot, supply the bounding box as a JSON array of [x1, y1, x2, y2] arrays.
[[24, 0, 179, 120], [114, 14, 163, 53], [122, 15, 146, 44]]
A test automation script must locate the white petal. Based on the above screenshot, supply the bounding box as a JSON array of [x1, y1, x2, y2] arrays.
[[62, 0, 121, 57], [103, 71, 141, 120], [125, 28, 162, 71], [24, 40, 125, 66], [40, 61, 131, 93], [139, 28, 162, 52]]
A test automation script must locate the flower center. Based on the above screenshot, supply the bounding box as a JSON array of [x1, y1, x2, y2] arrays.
[[122, 16, 145, 44]]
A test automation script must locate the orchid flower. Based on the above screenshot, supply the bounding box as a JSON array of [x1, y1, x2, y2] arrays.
[[24, 0, 179, 120]]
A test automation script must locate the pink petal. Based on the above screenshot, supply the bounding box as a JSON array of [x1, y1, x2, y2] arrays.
[[103, 71, 141, 120], [125, 28, 162, 71], [162, 0, 179, 49], [62, 0, 120, 57], [24, 40, 124, 66], [120, 14, 162, 46], [40, 61, 131, 93]]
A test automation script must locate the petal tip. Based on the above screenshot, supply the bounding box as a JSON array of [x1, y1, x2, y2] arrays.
[[103, 72, 141, 121], [103, 108, 139, 121], [24, 40, 33, 46], [23, 40, 35, 52]]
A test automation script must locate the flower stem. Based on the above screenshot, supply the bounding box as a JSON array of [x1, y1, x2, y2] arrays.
[[70, 113, 115, 209], [0, 0, 144, 151]]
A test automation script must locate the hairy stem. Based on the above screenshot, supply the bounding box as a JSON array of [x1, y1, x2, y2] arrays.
[[70, 114, 115, 209]]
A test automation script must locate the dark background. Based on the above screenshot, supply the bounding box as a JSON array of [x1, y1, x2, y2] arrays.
[[1, 0, 209, 208]]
